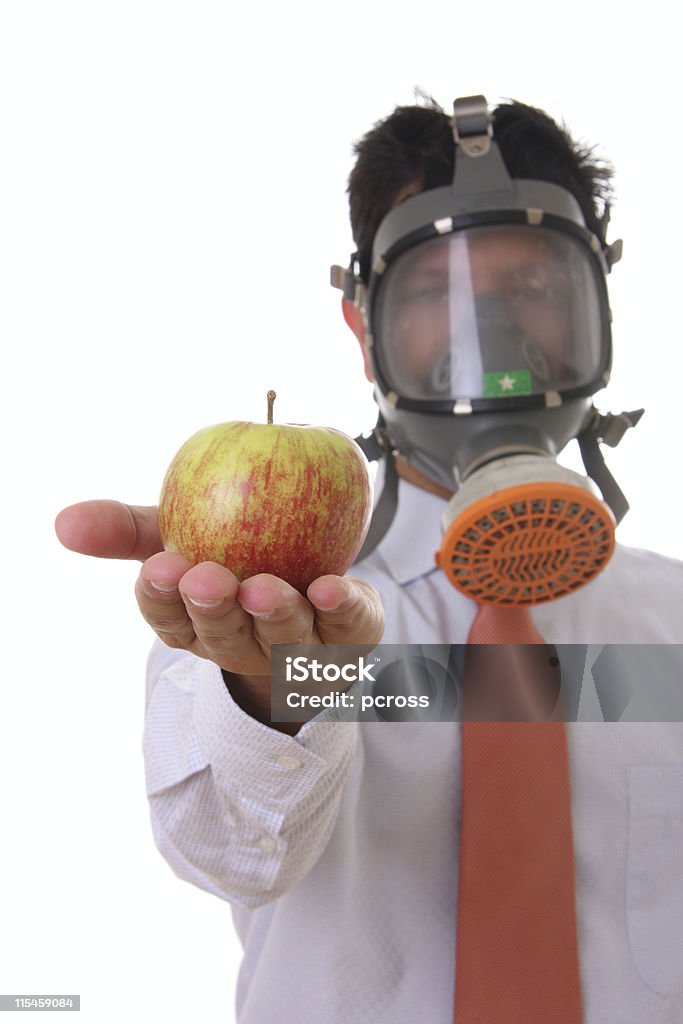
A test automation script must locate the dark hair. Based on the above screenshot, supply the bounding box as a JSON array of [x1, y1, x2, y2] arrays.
[[348, 97, 614, 283]]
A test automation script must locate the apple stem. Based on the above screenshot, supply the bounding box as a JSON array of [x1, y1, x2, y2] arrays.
[[267, 389, 277, 424]]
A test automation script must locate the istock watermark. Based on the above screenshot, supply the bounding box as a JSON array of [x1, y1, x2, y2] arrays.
[[272, 644, 451, 722], [284, 655, 378, 684], [270, 644, 683, 725]]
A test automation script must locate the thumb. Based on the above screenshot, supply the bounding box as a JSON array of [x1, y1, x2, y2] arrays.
[[55, 500, 163, 561]]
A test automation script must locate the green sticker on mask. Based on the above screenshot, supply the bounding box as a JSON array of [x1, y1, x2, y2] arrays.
[[483, 369, 533, 397]]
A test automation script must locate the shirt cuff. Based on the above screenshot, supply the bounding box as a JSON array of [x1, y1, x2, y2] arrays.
[[188, 657, 357, 814]]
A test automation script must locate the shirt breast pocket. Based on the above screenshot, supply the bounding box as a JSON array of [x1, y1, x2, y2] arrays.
[[627, 764, 683, 997]]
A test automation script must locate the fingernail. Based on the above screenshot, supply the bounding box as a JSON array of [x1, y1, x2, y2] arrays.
[[185, 596, 223, 609], [237, 602, 274, 618], [147, 580, 178, 595], [313, 594, 344, 612]]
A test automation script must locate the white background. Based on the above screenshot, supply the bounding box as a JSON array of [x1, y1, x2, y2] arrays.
[[1, 1, 681, 1021]]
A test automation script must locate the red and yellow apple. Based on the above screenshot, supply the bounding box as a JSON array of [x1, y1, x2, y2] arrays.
[[157, 393, 373, 593]]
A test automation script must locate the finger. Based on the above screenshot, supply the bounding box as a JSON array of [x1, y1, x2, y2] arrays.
[[307, 575, 385, 646], [177, 563, 269, 674], [56, 500, 162, 561], [136, 551, 199, 651], [237, 573, 316, 649]]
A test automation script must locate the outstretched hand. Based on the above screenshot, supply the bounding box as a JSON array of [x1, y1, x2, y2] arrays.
[[56, 501, 384, 718]]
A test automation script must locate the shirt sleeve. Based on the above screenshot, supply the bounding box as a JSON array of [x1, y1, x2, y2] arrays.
[[143, 641, 358, 909]]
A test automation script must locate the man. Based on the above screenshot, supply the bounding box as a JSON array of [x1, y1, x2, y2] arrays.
[[56, 95, 683, 1022]]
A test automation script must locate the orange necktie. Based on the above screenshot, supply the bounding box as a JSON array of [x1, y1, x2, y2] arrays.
[[454, 604, 584, 1024]]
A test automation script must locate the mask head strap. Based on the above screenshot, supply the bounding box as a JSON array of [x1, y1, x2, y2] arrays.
[[352, 421, 400, 561], [451, 95, 515, 200]]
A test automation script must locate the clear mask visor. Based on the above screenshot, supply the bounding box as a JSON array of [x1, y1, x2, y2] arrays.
[[374, 225, 607, 401]]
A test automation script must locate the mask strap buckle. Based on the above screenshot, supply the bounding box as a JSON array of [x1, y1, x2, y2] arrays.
[[577, 408, 644, 524], [452, 95, 493, 158], [330, 253, 366, 308]]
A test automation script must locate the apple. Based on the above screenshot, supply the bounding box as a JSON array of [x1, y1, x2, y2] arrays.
[[158, 391, 374, 593]]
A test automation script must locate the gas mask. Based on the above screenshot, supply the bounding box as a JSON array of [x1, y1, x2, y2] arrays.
[[332, 94, 641, 607]]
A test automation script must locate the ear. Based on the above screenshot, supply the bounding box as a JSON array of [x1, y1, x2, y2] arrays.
[[342, 297, 375, 383]]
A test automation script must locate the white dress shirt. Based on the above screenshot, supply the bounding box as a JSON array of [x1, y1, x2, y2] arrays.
[[144, 477, 683, 1023]]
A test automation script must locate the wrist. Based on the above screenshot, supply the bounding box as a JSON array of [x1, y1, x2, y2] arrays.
[[221, 669, 303, 736]]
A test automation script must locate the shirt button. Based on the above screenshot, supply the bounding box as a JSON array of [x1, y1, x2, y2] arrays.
[[255, 836, 277, 853], [277, 754, 303, 770]]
